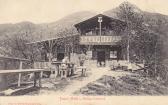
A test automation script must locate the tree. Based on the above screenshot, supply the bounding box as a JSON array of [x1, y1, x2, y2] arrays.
[[117, 2, 158, 64], [117, 2, 168, 79], [117, 2, 144, 62], [0, 29, 42, 64]]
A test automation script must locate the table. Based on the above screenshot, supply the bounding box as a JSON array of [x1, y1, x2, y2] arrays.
[[51, 61, 75, 77]]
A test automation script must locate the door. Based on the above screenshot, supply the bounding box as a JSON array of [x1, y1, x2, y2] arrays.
[[57, 53, 64, 61], [97, 51, 106, 66]]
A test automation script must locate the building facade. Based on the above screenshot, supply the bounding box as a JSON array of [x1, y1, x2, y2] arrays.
[[32, 14, 127, 67], [74, 14, 127, 66]]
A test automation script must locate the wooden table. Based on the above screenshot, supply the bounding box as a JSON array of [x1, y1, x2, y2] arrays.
[[51, 61, 75, 77]]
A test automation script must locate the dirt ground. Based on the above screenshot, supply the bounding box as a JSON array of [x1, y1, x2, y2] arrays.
[[2, 67, 168, 96], [75, 73, 168, 95]]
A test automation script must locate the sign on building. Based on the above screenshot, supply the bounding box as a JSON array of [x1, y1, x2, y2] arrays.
[[98, 17, 103, 22], [80, 36, 122, 45]]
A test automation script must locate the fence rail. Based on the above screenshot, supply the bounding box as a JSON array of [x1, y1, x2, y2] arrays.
[[0, 69, 46, 74], [0, 56, 47, 91]]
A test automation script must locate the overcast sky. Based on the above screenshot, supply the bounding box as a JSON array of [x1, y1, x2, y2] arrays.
[[0, 0, 168, 24]]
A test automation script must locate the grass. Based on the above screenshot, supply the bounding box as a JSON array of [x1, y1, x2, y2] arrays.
[[76, 74, 168, 95]]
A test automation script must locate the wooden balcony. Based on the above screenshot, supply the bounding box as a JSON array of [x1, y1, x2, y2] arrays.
[[80, 35, 122, 45]]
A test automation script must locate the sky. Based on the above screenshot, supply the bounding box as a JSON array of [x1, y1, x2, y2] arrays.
[[0, 0, 168, 24]]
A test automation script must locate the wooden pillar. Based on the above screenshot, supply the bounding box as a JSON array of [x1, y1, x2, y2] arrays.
[[18, 61, 23, 87], [54, 67, 57, 78], [56, 64, 60, 77], [68, 44, 70, 61], [18, 73, 22, 87], [81, 66, 86, 77], [33, 72, 37, 87], [65, 44, 67, 56], [39, 71, 43, 87]]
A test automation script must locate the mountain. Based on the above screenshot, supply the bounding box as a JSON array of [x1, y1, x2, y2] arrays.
[[42, 11, 97, 39], [0, 22, 39, 39], [104, 1, 168, 33], [1, 1, 168, 62], [104, 1, 168, 61], [104, 1, 142, 19], [48, 11, 96, 29], [0, 2, 168, 45], [0, 11, 96, 41]]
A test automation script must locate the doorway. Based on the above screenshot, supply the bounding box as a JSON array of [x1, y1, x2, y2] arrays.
[[97, 51, 106, 67], [57, 53, 64, 61]]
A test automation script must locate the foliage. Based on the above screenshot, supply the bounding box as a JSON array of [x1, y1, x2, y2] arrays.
[[0, 30, 42, 63], [117, 2, 157, 62], [116, 2, 168, 79]]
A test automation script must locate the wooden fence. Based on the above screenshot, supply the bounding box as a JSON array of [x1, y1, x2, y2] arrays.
[[0, 56, 47, 91]]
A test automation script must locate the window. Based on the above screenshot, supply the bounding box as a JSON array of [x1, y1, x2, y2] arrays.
[[110, 51, 117, 58]]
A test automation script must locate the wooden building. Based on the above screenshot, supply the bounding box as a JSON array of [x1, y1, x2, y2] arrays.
[[74, 14, 126, 66], [28, 14, 127, 67]]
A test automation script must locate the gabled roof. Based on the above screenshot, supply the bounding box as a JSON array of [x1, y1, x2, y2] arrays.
[[74, 14, 126, 30]]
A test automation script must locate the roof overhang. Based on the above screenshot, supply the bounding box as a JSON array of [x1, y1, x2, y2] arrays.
[[26, 34, 79, 45], [0, 56, 30, 61], [74, 14, 126, 31]]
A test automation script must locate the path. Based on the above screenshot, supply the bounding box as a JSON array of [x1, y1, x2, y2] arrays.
[[39, 66, 132, 95], [56, 67, 109, 95]]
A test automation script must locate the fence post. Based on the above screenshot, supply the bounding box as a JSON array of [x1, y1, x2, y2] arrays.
[[54, 67, 57, 78], [18, 61, 23, 87], [33, 72, 37, 87], [39, 71, 43, 87]]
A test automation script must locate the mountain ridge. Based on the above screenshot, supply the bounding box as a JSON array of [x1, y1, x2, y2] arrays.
[[0, 2, 168, 41]]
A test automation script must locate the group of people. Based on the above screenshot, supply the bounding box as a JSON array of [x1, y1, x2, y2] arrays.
[[57, 52, 87, 78], [60, 52, 87, 68]]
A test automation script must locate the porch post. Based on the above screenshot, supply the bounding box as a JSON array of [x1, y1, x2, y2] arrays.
[[98, 16, 102, 43]]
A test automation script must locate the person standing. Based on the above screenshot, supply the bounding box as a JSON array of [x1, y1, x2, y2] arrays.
[[79, 52, 86, 66]]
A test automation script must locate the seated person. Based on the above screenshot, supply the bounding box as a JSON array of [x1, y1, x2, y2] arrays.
[[60, 56, 69, 69]]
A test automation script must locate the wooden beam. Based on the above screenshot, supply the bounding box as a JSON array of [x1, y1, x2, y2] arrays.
[[0, 69, 47, 74], [39, 71, 43, 87], [18, 61, 23, 87], [33, 72, 37, 87], [18, 73, 21, 87], [19, 61, 23, 69], [26, 34, 78, 45], [0, 56, 30, 61], [54, 68, 57, 78]]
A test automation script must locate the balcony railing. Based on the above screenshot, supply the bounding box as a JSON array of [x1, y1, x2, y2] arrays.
[[80, 35, 122, 45]]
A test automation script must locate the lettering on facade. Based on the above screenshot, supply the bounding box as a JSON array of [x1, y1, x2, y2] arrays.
[[80, 36, 121, 45]]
